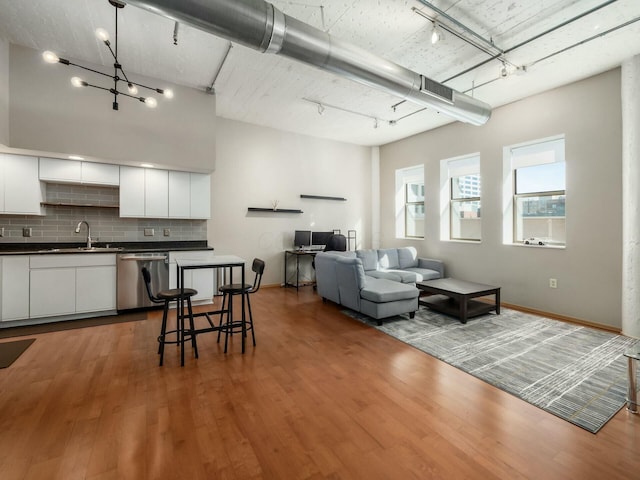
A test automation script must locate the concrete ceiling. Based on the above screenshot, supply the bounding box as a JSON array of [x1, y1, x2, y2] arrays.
[[1, 0, 639, 146]]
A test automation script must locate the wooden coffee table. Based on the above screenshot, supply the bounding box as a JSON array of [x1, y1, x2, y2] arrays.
[[417, 278, 500, 324]]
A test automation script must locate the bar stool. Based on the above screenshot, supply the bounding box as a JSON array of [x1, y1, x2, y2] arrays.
[[141, 267, 198, 366], [217, 258, 265, 353]]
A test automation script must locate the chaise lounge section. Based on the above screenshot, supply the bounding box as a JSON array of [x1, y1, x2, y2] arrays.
[[315, 247, 444, 325]]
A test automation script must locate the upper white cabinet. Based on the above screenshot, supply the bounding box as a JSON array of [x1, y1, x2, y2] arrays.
[[121, 167, 210, 219], [169, 171, 211, 219], [120, 166, 169, 218], [0, 154, 44, 215], [40, 158, 119, 186], [190, 173, 211, 219]]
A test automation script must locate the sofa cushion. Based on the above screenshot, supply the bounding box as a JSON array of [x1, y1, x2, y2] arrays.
[[398, 247, 419, 269], [378, 248, 400, 269], [356, 249, 378, 271], [360, 278, 418, 303], [368, 269, 416, 284], [404, 267, 441, 282], [336, 256, 367, 289]]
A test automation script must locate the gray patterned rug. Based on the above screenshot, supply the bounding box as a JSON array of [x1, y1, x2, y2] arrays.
[[344, 307, 639, 433]]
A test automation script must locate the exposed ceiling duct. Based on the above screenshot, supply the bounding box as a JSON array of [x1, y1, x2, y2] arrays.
[[125, 0, 492, 126]]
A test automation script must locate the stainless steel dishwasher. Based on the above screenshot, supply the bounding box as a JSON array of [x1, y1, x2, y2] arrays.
[[117, 252, 169, 310]]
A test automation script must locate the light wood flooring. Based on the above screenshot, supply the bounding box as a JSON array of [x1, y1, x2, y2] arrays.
[[0, 286, 638, 479]]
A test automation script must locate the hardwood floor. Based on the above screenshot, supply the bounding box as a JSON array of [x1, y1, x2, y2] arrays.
[[0, 286, 638, 479]]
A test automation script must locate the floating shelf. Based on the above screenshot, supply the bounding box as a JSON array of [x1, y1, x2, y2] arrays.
[[300, 194, 347, 201], [41, 202, 119, 209], [247, 207, 303, 214]]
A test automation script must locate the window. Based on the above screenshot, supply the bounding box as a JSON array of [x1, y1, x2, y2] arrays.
[[440, 154, 481, 241], [505, 137, 566, 246], [395, 166, 424, 238]]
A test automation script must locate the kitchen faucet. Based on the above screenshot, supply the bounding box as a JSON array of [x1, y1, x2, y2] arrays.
[[75, 220, 92, 248]]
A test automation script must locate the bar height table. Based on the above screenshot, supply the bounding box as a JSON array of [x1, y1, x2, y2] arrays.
[[176, 255, 247, 365]]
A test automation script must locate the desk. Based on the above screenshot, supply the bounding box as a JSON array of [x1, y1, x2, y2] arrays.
[[284, 249, 318, 289], [176, 255, 246, 365]]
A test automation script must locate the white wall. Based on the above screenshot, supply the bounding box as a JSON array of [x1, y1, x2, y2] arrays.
[[212, 118, 372, 287], [380, 69, 623, 329], [0, 38, 9, 146], [8, 44, 216, 172]]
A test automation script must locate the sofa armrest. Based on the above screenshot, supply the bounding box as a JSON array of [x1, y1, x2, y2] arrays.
[[417, 258, 444, 277]]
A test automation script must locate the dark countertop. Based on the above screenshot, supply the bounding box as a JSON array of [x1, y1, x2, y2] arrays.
[[0, 240, 213, 255]]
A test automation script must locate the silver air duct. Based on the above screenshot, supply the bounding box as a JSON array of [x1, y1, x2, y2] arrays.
[[126, 0, 491, 125]]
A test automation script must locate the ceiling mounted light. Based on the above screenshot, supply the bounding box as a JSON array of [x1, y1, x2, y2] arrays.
[[431, 22, 444, 44], [42, 0, 174, 111]]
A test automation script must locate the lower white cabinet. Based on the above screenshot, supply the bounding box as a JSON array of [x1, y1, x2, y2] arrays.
[[1, 256, 30, 321], [29, 254, 117, 318], [168, 250, 217, 302], [30, 268, 76, 318]]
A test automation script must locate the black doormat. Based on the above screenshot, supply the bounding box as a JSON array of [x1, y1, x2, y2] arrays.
[[0, 312, 147, 340], [0, 339, 35, 368]]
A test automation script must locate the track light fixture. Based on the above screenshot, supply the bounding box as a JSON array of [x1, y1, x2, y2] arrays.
[[42, 0, 174, 111], [431, 22, 444, 44]]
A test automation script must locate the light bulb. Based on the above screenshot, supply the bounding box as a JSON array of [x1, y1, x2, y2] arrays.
[[163, 89, 174, 99], [128, 83, 138, 95], [145, 97, 158, 108], [42, 51, 60, 63], [95, 28, 110, 43], [71, 77, 86, 88]]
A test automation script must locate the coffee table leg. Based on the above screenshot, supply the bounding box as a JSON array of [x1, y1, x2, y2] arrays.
[[496, 289, 501, 314], [460, 297, 468, 324]]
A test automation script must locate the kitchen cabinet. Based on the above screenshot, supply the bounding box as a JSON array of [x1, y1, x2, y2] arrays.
[[29, 254, 117, 318], [190, 173, 211, 219], [0, 256, 30, 321], [120, 166, 169, 218], [169, 172, 211, 219], [39, 158, 120, 186], [0, 154, 44, 215], [169, 250, 217, 302]]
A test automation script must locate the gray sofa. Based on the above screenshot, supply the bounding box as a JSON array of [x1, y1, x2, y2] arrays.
[[315, 247, 444, 325], [356, 247, 444, 284]]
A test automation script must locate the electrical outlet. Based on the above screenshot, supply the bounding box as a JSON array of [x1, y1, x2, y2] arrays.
[[163, 228, 171, 237], [144, 228, 154, 236], [549, 278, 557, 289], [22, 227, 32, 237]]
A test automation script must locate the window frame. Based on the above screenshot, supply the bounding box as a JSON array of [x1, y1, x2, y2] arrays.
[[404, 181, 425, 239], [440, 153, 481, 242], [504, 136, 566, 247], [395, 165, 425, 239]]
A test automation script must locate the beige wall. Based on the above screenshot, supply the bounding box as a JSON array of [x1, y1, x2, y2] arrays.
[[380, 69, 623, 329], [212, 118, 373, 287], [8, 44, 216, 172]]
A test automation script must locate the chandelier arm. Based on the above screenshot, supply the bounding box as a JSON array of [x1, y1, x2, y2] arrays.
[[66, 61, 117, 80], [127, 80, 165, 93]]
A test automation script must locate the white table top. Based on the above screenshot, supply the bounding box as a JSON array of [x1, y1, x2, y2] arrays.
[[176, 255, 246, 267]]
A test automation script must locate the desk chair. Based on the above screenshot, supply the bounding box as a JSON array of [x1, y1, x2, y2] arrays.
[[141, 267, 198, 366], [217, 258, 265, 353], [324, 233, 347, 252]]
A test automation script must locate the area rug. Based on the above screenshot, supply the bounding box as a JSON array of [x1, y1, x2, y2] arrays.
[[0, 338, 35, 368], [344, 307, 639, 433]]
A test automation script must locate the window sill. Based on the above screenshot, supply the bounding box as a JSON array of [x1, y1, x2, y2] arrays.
[[507, 243, 565, 250], [443, 239, 482, 244]]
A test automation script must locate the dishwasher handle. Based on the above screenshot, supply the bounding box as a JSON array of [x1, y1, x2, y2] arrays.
[[118, 254, 168, 262]]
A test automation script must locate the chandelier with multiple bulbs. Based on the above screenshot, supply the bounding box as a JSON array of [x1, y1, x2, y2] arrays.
[[42, 0, 173, 111]]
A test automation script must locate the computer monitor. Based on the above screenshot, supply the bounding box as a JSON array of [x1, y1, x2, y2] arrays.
[[294, 230, 311, 248], [311, 231, 333, 248]]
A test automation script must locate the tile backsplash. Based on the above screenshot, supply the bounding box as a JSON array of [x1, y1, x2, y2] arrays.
[[0, 183, 207, 243]]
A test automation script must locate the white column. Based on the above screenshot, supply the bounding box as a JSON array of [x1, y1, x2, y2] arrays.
[[622, 55, 640, 338], [371, 146, 380, 249]]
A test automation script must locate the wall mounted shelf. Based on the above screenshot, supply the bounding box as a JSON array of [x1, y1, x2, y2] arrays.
[[247, 207, 303, 214], [300, 194, 347, 201], [41, 202, 119, 209]]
